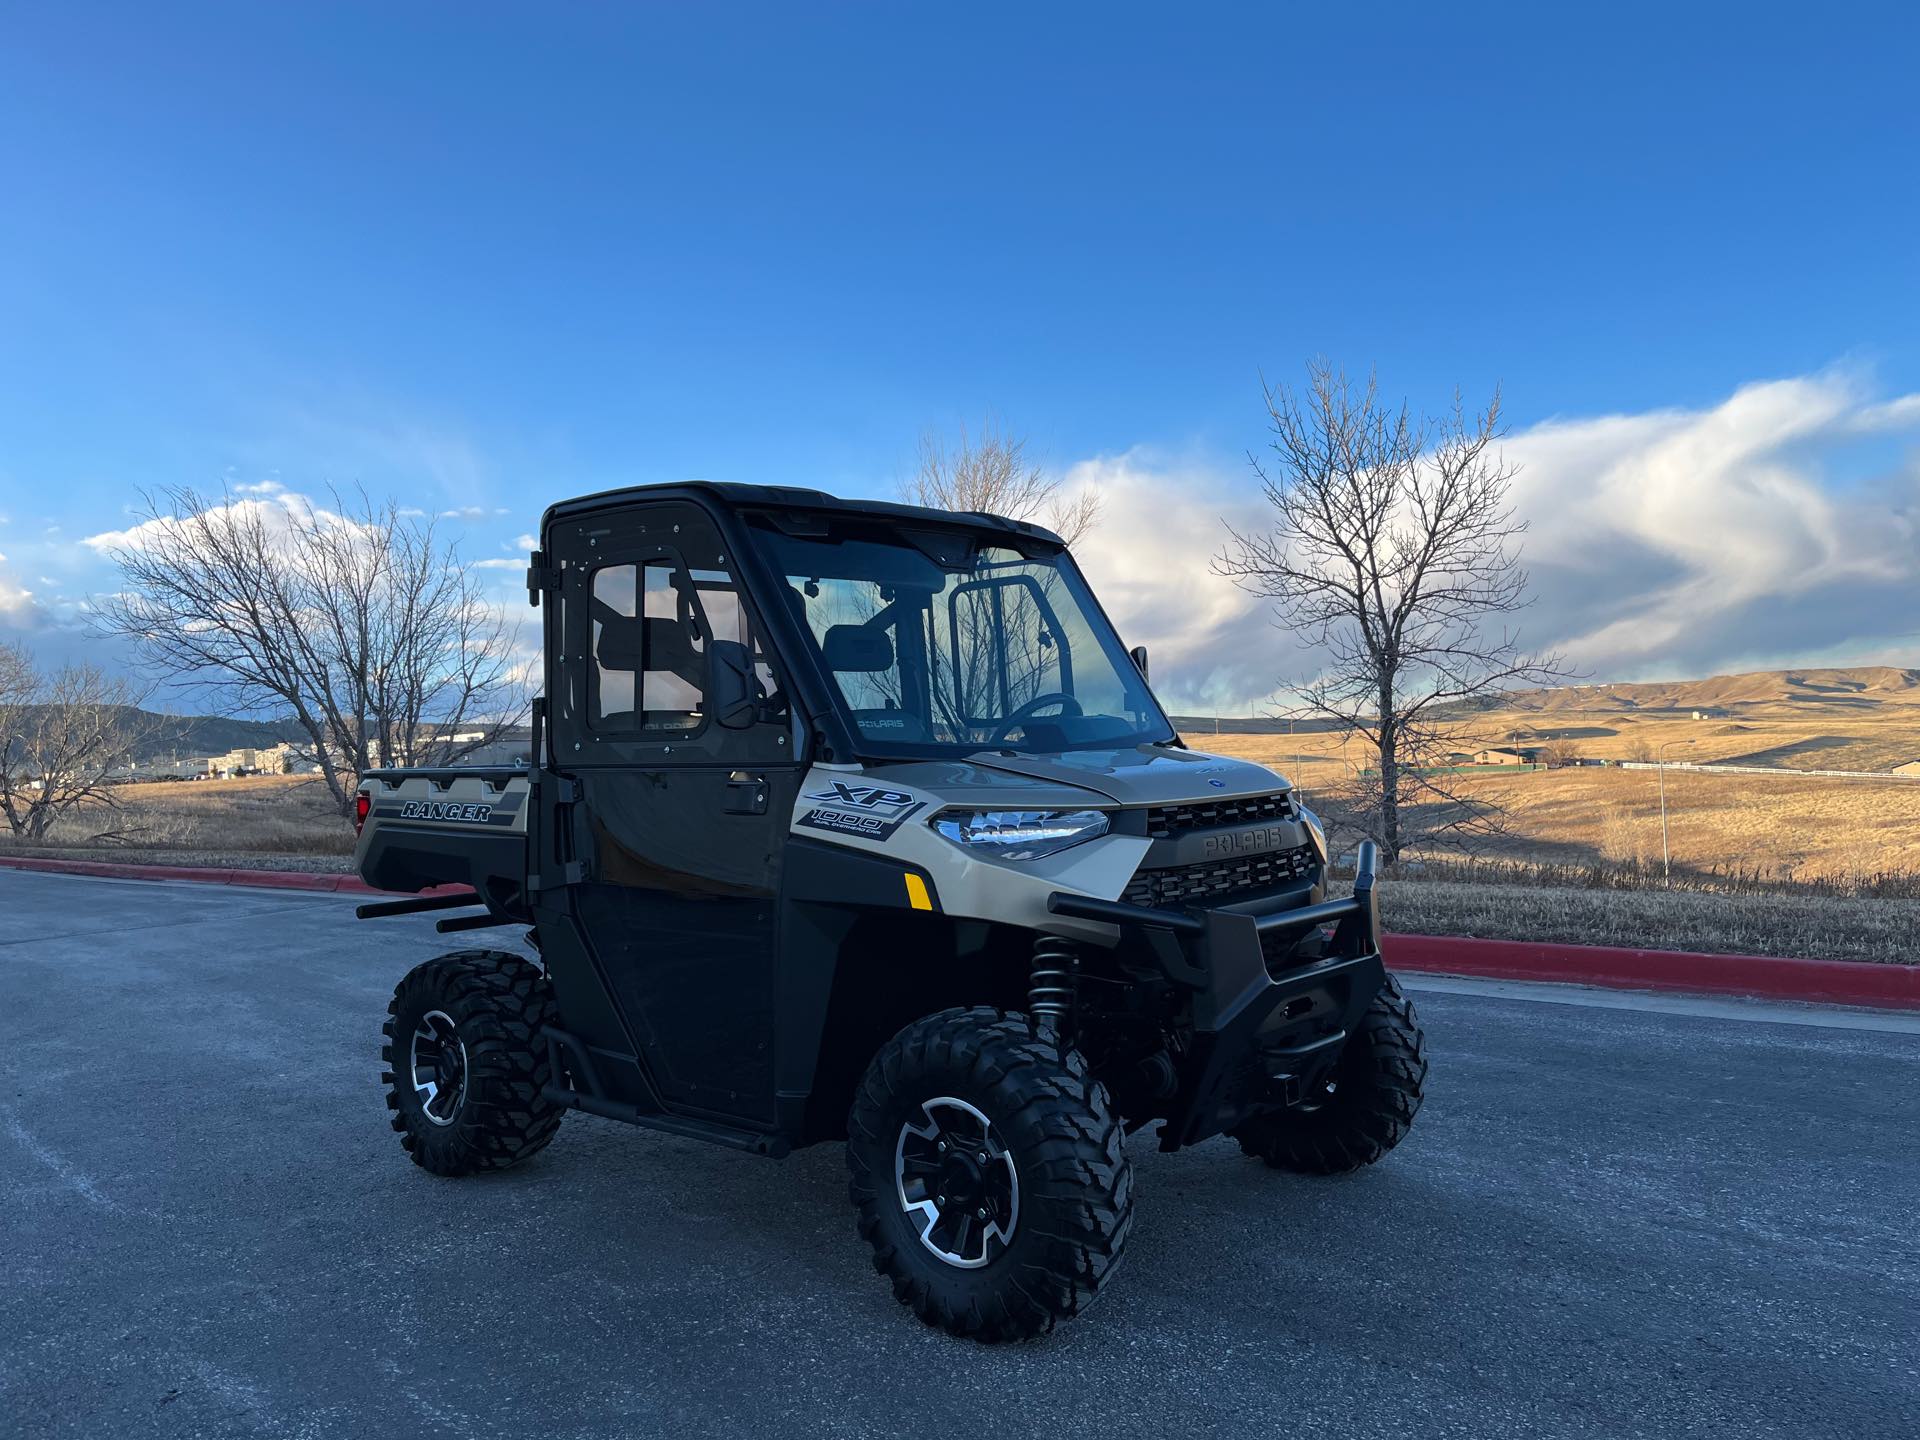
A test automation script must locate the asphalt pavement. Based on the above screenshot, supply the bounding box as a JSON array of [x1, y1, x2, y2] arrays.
[[2, 869, 1915, 1439]]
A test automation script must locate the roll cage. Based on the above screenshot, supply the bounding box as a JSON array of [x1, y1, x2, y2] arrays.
[[530, 481, 1169, 767]]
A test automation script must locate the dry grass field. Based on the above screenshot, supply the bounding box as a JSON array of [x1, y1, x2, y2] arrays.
[[2, 668, 1913, 961], [1196, 735, 1920, 883], [0, 774, 354, 864], [1184, 666, 1920, 885], [1178, 668, 1920, 961], [1379, 880, 1913, 965]]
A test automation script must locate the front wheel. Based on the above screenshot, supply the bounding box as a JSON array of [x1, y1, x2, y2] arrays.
[[847, 1007, 1133, 1341], [1232, 972, 1428, 1174]]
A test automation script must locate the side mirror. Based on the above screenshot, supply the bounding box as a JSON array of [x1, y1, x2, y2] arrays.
[[706, 639, 759, 730], [1129, 645, 1150, 682]]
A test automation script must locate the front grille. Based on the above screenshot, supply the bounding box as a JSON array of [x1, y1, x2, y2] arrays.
[[1146, 791, 1294, 839], [1123, 842, 1318, 909]]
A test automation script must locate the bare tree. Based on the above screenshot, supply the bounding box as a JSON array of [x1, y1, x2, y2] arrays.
[[1215, 362, 1568, 861], [0, 641, 151, 841], [902, 418, 1100, 546], [93, 486, 526, 815], [1539, 737, 1582, 769]]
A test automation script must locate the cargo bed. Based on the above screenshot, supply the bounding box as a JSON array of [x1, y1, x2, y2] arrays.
[[353, 766, 532, 915]]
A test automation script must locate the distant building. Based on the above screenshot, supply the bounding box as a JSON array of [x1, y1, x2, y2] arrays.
[[1690, 708, 1729, 720], [199, 742, 302, 777], [1471, 747, 1540, 766]]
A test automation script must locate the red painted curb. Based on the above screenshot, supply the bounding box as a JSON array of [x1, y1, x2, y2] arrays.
[[3, 853, 1912, 1009], [0, 853, 438, 896], [1385, 933, 1919, 1011]]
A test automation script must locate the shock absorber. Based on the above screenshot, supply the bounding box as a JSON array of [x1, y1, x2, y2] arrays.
[[1028, 935, 1079, 1030]]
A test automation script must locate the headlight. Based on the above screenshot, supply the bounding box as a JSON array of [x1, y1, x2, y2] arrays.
[[1298, 804, 1328, 865], [932, 809, 1110, 862]]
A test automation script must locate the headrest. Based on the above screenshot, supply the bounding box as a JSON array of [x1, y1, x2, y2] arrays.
[[596, 614, 703, 686], [822, 624, 893, 673]]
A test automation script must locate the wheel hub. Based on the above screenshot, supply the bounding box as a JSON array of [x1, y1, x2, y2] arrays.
[[894, 1096, 1019, 1269], [409, 1009, 468, 1126]]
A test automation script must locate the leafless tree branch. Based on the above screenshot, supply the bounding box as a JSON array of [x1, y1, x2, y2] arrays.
[[91, 485, 527, 815], [1215, 361, 1571, 859], [0, 642, 154, 841], [901, 417, 1100, 546]]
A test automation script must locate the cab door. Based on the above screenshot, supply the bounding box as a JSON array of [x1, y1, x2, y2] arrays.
[[547, 499, 800, 1128]]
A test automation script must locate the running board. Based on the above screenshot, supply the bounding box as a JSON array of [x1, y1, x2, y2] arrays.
[[539, 1083, 789, 1157]]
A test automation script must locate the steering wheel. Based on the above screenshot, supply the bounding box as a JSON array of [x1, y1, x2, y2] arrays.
[[988, 692, 1083, 745]]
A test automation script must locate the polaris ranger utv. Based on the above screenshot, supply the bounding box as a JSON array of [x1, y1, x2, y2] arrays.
[[354, 482, 1426, 1340]]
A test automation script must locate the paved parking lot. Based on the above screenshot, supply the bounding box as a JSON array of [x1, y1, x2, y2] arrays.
[[3, 869, 1916, 1438]]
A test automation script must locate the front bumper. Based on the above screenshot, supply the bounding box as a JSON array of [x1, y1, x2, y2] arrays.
[[1049, 841, 1387, 1151]]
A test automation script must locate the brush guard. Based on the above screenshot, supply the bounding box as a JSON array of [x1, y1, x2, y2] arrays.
[[1048, 841, 1387, 1151]]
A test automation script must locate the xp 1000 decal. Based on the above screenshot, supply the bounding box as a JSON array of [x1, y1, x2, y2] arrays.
[[797, 781, 926, 840]]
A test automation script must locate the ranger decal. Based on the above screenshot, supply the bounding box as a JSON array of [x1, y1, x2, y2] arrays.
[[400, 800, 496, 824]]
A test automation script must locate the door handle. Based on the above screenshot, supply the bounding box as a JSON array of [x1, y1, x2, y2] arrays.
[[724, 771, 770, 816]]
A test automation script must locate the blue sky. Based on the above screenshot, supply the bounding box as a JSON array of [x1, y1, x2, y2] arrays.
[[3, 3, 1918, 708]]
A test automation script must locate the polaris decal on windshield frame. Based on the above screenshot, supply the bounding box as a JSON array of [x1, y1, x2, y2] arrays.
[[797, 783, 925, 841]]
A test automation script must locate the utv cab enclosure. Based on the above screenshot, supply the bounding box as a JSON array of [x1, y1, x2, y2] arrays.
[[355, 482, 1427, 1340]]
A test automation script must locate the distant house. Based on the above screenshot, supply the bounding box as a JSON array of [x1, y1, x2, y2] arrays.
[[1893, 760, 1920, 777], [1690, 708, 1729, 720], [1471, 747, 1540, 766]]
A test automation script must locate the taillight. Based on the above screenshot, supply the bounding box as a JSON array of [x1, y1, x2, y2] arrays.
[[354, 791, 371, 834]]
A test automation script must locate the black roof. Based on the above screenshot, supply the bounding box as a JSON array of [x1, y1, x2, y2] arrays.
[[541, 481, 1064, 546]]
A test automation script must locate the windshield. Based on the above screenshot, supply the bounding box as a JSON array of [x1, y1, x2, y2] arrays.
[[755, 525, 1173, 757]]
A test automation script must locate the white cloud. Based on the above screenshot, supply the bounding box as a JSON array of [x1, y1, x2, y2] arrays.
[[471, 557, 524, 570], [1065, 372, 1920, 712], [511, 533, 538, 551], [439, 505, 510, 520], [1065, 450, 1280, 714], [1509, 372, 1919, 678], [0, 572, 34, 618]]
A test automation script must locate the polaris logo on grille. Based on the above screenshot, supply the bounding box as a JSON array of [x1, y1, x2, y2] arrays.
[[400, 800, 495, 824], [1202, 825, 1290, 858]]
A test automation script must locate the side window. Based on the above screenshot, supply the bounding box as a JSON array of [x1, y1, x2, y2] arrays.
[[589, 556, 777, 735], [691, 569, 778, 699], [639, 562, 704, 727], [590, 563, 640, 726], [589, 559, 706, 732]]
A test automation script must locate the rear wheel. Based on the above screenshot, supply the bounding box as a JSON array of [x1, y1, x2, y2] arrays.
[[1232, 972, 1427, 1174], [847, 1007, 1133, 1341], [382, 949, 562, 1176]]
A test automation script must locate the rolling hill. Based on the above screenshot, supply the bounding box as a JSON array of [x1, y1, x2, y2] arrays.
[[1508, 667, 1920, 715], [112, 708, 309, 762]]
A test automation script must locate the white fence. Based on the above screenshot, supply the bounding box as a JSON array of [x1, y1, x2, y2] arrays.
[[1615, 761, 1919, 781]]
